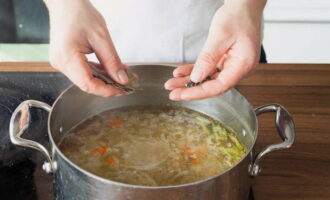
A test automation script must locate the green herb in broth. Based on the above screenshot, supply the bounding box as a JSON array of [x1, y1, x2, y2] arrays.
[[59, 105, 246, 186]]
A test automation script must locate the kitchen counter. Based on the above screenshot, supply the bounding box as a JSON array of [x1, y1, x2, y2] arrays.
[[1, 62, 330, 200]]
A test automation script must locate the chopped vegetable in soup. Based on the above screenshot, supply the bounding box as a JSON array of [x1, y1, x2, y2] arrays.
[[59, 105, 246, 186]]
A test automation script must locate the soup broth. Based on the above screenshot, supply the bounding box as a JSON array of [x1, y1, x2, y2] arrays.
[[59, 105, 246, 186]]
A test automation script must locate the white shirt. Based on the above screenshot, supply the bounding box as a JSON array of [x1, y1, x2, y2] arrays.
[[90, 0, 224, 63]]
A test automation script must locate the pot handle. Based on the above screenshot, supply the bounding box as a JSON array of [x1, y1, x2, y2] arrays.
[[9, 100, 57, 173], [249, 104, 295, 177]]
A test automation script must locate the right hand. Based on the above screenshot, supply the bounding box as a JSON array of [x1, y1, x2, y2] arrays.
[[45, 0, 128, 97]]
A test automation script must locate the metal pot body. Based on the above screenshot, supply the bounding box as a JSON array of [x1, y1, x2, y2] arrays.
[[53, 151, 251, 200], [9, 65, 295, 200]]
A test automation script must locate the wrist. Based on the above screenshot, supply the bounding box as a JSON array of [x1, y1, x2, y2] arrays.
[[43, 0, 90, 10], [224, 0, 266, 13]]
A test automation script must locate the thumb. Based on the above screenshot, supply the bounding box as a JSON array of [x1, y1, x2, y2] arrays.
[[91, 33, 129, 85], [190, 36, 231, 83]]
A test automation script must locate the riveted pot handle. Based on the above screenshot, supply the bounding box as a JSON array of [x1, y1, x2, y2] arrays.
[[9, 100, 57, 173], [249, 104, 295, 177]]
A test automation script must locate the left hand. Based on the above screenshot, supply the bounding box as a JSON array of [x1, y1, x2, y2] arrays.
[[165, 2, 264, 101]]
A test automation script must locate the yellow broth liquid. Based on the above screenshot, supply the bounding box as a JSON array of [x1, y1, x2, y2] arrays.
[[59, 105, 246, 186]]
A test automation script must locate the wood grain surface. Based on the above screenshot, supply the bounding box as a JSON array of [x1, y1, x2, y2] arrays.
[[237, 64, 330, 200], [1, 62, 330, 199]]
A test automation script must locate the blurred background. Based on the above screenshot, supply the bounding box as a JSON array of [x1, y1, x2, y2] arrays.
[[0, 0, 329, 63]]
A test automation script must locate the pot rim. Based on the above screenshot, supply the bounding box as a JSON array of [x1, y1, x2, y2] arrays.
[[47, 65, 258, 189]]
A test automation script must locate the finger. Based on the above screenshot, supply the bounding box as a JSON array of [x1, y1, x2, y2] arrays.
[[90, 62, 133, 79], [169, 88, 186, 101], [164, 76, 190, 90], [217, 53, 228, 70], [177, 55, 254, 101], [90, 31, 129, 85], [190, 34, 232, 83], [169, 79, 224, 101], [168, 56, 227, 91], [173, 64, 194, 78], [62, 53, 124, 97], [89, 62, 107, 74], [214, 55, 254, 91]]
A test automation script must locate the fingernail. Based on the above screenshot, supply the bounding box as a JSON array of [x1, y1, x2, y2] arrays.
[[181, 93, 192, 101], [164, 81, 172, 90], [190, 66, 203, 82], [117, 69, 129, 83], [114, 91, 127, 97], [125, 91, 135, 95], [169, 92, 180, 101]]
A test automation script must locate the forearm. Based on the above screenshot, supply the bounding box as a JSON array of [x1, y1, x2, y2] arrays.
[[224, 0, 267, 13], [43, 0, 90, 10], [43, 0, 58, 8]]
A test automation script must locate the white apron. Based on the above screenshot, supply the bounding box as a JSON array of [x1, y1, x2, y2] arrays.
[[90, 0, 224, 63]]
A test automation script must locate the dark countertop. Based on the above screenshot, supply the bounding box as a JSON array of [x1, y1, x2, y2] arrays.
[[1, 62, 330, 200]]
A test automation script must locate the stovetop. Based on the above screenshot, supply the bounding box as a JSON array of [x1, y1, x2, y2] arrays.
[[0, 72, 255, 200], [0, 72, 70, 199]]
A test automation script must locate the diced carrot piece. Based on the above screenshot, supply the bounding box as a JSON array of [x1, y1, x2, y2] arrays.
[[105, 157, 116, 166], [182, 146, 193, 155], [194, 150, 206, 158], [189, 157, 203, 165], [182, 146, 206, 158], [91, 146, 108, 155], [183, 146, 206, 165], [212, 171, 219, 176], [109, 118, 125, 128]]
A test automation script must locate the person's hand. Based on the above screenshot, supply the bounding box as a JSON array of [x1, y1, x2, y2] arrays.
[[44, 0, 128, 97], [165, 1, 265, 101]]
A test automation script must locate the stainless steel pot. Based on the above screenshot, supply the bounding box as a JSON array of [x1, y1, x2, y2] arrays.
[[9, 65, 295, 200]]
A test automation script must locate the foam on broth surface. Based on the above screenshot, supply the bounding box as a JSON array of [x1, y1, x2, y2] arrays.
[[59, 105, 246, 186]]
